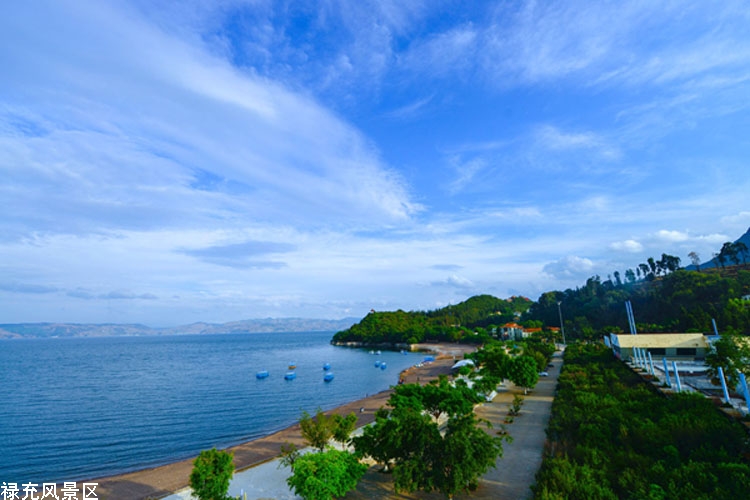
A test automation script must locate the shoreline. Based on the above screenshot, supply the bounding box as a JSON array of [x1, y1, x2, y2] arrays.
[[85, 343, 474, 500]]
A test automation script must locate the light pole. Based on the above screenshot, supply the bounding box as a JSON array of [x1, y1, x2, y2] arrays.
[[557, 301, 567, 345]]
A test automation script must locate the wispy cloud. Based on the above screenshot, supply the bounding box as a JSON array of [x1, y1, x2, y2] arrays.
[[1, 1, 418, 244], [447, 156, 488, 195], [383, 94, 435, 120], [182, 240, 295, 269], [2, 1, 749, 325], [535, 125, 621, 162], [542, 256, 596, 280], [0, 282, 59, 294]]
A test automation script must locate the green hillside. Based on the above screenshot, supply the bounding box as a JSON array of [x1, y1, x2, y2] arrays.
[[331, 294, 532, 345], [528, 268, 750, 340]]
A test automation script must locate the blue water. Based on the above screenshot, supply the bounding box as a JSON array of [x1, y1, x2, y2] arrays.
[[0, 332, 421, 484]]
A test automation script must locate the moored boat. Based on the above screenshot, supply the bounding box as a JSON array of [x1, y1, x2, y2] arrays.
[[380, 362, 387, 370], [256, 370, 269, 379], [284, 371, 296, 380], [324, 372, 334, 382], [288, 362, 297, 369], [375, 360, 381, 368], [323, 363, 331, 371]]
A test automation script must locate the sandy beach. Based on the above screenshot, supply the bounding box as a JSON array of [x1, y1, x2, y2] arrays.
[[81, 344, 474, 500]]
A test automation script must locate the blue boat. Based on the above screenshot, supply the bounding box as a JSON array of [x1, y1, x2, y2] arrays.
[[380, 362, 387, 370], [256, 370, 269, 379], [375, 361, 381, 368], [284, 371, 296, 380], [324, 372, 334, 382], [323, 363, 331, 371]]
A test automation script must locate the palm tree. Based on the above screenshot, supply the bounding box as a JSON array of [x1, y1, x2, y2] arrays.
[[638, 263, 650, 280]]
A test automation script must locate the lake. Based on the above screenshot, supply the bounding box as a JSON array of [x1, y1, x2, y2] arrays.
[[0, 332, 422, 484]]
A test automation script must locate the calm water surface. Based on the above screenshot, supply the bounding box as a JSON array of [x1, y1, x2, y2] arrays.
[[0, 332, 421, 483]]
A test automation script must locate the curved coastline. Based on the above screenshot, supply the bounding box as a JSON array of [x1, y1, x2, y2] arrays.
[[86, 343, 475, 500]]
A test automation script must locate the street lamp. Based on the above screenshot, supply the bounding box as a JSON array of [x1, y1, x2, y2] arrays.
[[557, 301, 567, 345]]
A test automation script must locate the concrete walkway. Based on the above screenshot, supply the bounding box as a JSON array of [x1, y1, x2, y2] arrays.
[[464, 350, 562, 499]]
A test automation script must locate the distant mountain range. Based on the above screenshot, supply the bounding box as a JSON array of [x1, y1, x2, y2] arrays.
[[0, 317, 359, 339], [686, 226, 750, 270]]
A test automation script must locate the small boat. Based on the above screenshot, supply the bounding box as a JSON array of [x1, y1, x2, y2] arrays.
[[323, 363, 331, 371], [284, 371, 296, 380], [380, 362, 387, 370], [256, 370, 269, 379], [288, 362, 297, 370], [324, 372, 334, 382], [375, 360, 382, 368], [375, 350, 381, 355]]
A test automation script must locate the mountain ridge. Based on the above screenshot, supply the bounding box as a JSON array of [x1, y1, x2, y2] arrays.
[[0, 317, 359, 339]]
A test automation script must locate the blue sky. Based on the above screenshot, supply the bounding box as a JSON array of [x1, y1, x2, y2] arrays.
[[2, 0, 750, 326]]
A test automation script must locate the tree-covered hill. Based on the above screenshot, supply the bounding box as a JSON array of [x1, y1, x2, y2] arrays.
[[331, 294, 532, 345], [528, 268, 750, 340]]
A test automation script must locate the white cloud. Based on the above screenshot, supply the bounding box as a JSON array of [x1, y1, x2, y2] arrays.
[[430, 275, 475, 289], [696, 233, 731, 244], [654, 230, 690, 243], [0, 0, 419, 244], [610, 240, 643, 253], [542, 256, 595, 280], [721, 211, 750, 227]]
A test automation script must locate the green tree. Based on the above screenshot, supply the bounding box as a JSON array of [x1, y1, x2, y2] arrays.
[[286, 448, 367, 500], [625, 268, 636, 283], [470, 342, 512, 380], [353, 382, 504, 498], [299, 409, 334, 452], [189, 448, 234, 500], [436, 412, 504, 498], [705, 333, 750, 389], [510, 355, 539, 394], [331, 412, 358, 448], [688, 251, 701, 270], [734, 242, 748, 265]]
